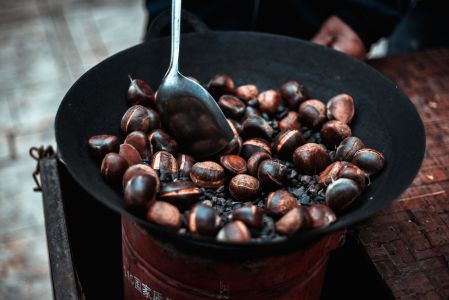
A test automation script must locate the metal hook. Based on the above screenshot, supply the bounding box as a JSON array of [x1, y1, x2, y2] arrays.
[[29, 145, 56, 192]]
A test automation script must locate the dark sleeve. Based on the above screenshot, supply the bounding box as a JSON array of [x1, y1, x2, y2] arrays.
[[335, 0, 410, 49]]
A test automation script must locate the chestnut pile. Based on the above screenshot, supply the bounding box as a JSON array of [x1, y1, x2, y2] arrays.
[[88, 75, 385, 242]]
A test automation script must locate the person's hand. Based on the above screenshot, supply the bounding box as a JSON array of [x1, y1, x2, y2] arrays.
[[312, 16, 367, 60]]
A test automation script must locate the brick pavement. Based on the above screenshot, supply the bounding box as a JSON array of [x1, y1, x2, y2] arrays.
[[0, 0, 144, 298]]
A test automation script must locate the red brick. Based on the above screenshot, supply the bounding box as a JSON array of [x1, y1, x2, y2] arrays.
[[421, 290, 444, 300], [374, 260, 400, 280], [384, 239, 416, 267], [425, 228, 449, 247], [426, 268, 449, 289]]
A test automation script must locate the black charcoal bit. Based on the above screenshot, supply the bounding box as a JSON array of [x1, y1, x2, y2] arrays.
[[303, 130, 312, 139], [329, 151, 336, 162], [248, 98, 258, 107], [301, 175, 312, 184], [216, 185, 225, 193], [262, 113, 270, 120]]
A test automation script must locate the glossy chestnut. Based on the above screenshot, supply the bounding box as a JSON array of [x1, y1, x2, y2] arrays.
[[241, 116, 274, 141], [279, 111, 301, 131], [150, 150, 178, 177], [351, 148, 385, 176], [273, 129, 305, 161], [220, 155, 247, 175], [320, 120, 352, 149], [188, 203, 221, 236], [127, 76, 156, 108], [218, 95, 246, 119], [121, 105, 161, 134], [217, 221, 251, 242], [240, 138, 271, 160], [265, 189, 298, 217], [159, 181, 201, 209], [229, 174, 260, 201], [148, 129, 178, 154], [122, 164, 159, 189], [307, 204, 336, 229], [147, 201, 182, 229], [124, 131, 151, 160], [335, 137, 365, 161], [298, 99, 327, 129], [100, 153, 129, 184], [177, 154, 196, 178], [88, 134, 120, 160], [124, 174, 158, 212], [257, 159, 288, 190], [325, 178, 361, 213], [247, 151, 271, 176], [338, 163, 366, 190], [293, 143, 331, 175], [318, 161, 344, 187], [279, 80, 309, 111], [119, 144, 142, 166], [275, 206, 309, 236], [190, 161, 226, 188], [257, 89, 282, 115], [235, 84, 258, 100], [230, 205, 264, 228], [243, 106, 262, 120], [207, 74, 235, 100], [326, 93, 355, 124], [221, 136, 242, 155]]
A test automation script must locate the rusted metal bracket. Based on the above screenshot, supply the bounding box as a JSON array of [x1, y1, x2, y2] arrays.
[[29, 145, 56, 192]]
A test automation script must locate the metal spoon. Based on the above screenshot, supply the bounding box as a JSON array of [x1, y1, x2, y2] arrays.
[[156, 0, 233, 158]]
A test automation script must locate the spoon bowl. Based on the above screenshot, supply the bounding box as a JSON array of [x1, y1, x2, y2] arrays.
[[156, 0, 233, 158]]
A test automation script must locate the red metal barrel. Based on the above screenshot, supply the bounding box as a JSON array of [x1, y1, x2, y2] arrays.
[[122, 217, 344, 300]]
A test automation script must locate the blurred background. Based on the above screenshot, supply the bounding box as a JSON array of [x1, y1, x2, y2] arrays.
[[2, 0, 445, 298], [0, 0, 145, 298]]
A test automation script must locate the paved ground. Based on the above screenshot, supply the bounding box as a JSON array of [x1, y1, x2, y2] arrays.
[[0, 0, 145, 298]]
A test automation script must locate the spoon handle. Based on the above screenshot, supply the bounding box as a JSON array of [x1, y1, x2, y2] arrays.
[[168, 0, 182, 75]]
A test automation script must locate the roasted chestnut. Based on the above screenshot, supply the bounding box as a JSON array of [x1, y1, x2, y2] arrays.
[[338, 163, 366, 190], [351, 148, 385, 176], [88, 135, 120, 160], [207, 74, 235, 99], [307, 204, 336, 228], [101, 153, 129, 184], [230, 205, 264, 228], [221, 136, 242, 155], [119, 144, 142, 166], [265, 189, 298, 217], [229, 174, 260, 201], [188, 203, 221, 236], [147, 201, 182, 229], [177, 154, 196, 178], [148, 129, 178, 154], [235, 84, 258, 100], [318, 161, 344, 187], [320, 120, 352, 149], [218, 95, 246, 119], [159, 181, 201, 209], [220, 155, 247, 175], [273, 129, 305, 161], [275, 206, 309, 236], [325, 178, 361, 213], [279, 81, 309, 111], [257, 89, 282, 115], [243, 106, 262, 120], [190, 161, 226, 188], [293, 143, 330, 175], [335, 137, 365, 161], [150, 150, 178, 177], [257, 159, 288, 190], [279, 111, 301, 132], [124, 131, 151, 160], [227, 118, 242, 137], [241, 116, 274, 141], [326, 93, 355, 124], [298, 99, 327, 129], [122, 164, 159, 189], [240, 138, 272, 160], [217, 221, 250, 242], [124, 174, 158, 212], [121, 105, 161, 134], [247, 151, 271, 176], [127, 76, 156, 108]]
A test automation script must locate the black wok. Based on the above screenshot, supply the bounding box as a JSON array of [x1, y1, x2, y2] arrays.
[[55, 30, 425, 257]]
